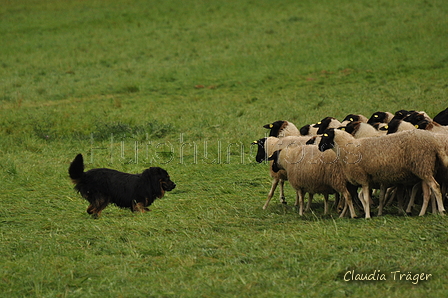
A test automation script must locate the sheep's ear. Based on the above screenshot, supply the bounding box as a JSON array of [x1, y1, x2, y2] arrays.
[[415, 124, 419, 129], [339, 127, 346, 131], [268, 150, 281, 161]]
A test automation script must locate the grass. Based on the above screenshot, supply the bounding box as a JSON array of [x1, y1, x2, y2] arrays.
[[1, 0, 448, 297]]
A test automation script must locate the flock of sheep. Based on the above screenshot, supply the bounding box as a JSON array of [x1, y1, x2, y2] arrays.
[[253, 108, 448, 219]]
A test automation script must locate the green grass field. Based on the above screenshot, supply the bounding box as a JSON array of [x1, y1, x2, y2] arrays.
[[1, 0, 448, 297]]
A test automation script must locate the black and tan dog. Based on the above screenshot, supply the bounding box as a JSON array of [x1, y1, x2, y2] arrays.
[[69, 154, 176, 218]]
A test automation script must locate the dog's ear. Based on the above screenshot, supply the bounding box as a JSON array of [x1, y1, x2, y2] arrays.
[[143, 167, 164, 197], [149, 167, 163, 197]]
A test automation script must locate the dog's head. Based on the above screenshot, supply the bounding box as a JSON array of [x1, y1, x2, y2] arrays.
[[145, 167, 176, 198]]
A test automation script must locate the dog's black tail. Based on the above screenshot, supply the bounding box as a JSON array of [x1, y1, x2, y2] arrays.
[[69, 154, 84, 183]]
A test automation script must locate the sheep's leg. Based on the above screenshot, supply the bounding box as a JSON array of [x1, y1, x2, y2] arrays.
[[427, 178, 445, 215], [323, 193, 329, 215], [339, 203, 348, 218], [361, 185, 371, 219], [358, 190, 365, 211], [278, 179, 286, 205], [442, 183, 447, 201], [341, 190, 357, 219], [333, 192, 341, 211], [263, 178, 279, 210], [420, 178, 445, 216], [337, 195, 347, 217], [396, 186, 405, 215], [384, 187, 396, 207], [418, 182, 431, 216], [377, 184, 387, 216], [305, 193, 314, 212], [431, 193, 437, 214], [406, 183, 421, 214], [295, 189, 305, 216]]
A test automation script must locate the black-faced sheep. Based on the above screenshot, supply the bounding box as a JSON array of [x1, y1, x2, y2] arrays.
[[253, 136, 311, 209], [263, 120, 300, 137], [433, 108, 448, 125], [415, 120, 448, 134], [386, 119, 417, 134], [342, 121, 386, 138], [367, 111, 394, 125], [318, 129, 447, 218], [268, 144, 358, 218], [341, 114, 368, 126], [299, 117, 342, 136]]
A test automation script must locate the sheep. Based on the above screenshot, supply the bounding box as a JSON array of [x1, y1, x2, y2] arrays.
[[386, 118, 446, 214], [318, 128, 447, 218], [415, 120, 448, 134], [299, 116, 342, 136], [299, 123, 320, 136], [268, 144, 358, 218], [342, 121, 386, 138], [367, 111, 394, 125], [253, 136, 311, 209], [386, 118, 417, 134], [263, 120, 300, 137], [402, 111, 432, 125], [340, 114, 369, 126], [393, 110, 414, 120], [433, 108, 448, 125], [316, 117, 342, 134]]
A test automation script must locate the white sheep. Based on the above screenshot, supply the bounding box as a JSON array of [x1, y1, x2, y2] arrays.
[[340, 114, 369, 126], [263, 120, 300, 137], [268, 144, 358, 218], [367, 111, 394, 125], [341, 121, 386, 138], [253, 136, 311, 209], [318, 129, 447, 218]]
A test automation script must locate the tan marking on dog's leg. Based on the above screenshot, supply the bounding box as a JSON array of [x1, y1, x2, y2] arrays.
[[133, 202, 148, 213]]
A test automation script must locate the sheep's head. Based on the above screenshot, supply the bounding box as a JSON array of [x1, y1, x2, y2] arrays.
[[394, 110, 412, 120], [415, 119, 431, 130], [299, 124, 311, 136], [252, 138, 268, 163], [316, 117, 339, 134], [404, 112, 426, 125], [267, 150, 282, 173], [342, 114, 362, 123], [318, 129, 336, 152], [385, 119, 401, 134], [342, 121, 361, 135], [263, 120, 287, 137], [299, 122, 320, 136], [368, 111, 389, 124]]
